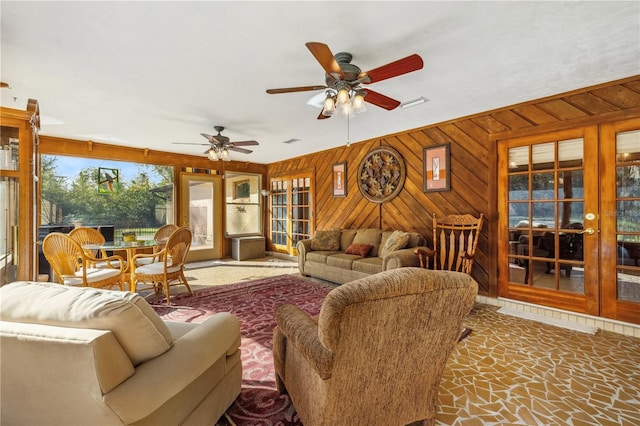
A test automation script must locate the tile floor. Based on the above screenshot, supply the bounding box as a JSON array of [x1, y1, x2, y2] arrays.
[[182, 257, 640, 425]]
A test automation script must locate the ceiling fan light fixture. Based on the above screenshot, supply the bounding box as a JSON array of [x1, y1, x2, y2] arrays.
[[352, 90, 367, 113], [208, 148, 218, 161], [335, 81, 350, 108], [322, 91, 336, 116], [220, 148, 231, 161]]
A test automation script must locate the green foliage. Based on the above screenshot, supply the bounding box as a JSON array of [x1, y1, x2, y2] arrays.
[[41, 156, 173, 228]]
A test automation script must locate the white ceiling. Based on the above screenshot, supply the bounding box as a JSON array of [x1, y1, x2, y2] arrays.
[[2, 1, 639, 164]]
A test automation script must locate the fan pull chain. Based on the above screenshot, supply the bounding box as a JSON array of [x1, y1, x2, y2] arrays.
[[346, 111, 351, 147]]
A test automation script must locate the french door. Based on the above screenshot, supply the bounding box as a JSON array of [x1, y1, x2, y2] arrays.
[[600, 119, 640, 323], [268, 173, 313, 256], [179, 172, 223, 262], [498, 120, 640, 323]]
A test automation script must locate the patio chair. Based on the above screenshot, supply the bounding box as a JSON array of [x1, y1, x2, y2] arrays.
[[42, 232, 126, 290], [69, 226, 125, 269], [131, 227, 193, 304]]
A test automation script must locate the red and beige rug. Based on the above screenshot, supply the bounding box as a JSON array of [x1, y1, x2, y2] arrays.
[[150, 274, 334, 426]]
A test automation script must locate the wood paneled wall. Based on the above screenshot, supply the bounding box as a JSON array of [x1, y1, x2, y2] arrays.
[[268, 75, 640, 295]]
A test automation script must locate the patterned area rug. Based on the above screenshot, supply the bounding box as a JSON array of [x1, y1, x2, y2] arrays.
[[150, 274, 335, 426]]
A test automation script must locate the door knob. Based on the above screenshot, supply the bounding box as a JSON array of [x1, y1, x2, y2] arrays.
[[578, 227, 595, 235]]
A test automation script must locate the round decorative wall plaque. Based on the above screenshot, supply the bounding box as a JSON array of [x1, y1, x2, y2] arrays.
[[357, 146, 406, 203]]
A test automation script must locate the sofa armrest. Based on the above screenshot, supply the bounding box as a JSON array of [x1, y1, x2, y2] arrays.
[[274, 303, 333, 379], [382, 246, 425, 270], [296, 239, 312, 274], [104, 312, 241, 424]]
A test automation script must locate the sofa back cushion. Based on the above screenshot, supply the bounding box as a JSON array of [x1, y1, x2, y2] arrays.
[[353, 229, 383, 257], [379, 230, 411, 258], [310, 229, 342, 251], [0, 281, 173, 366], [339, 229, 358, 251]]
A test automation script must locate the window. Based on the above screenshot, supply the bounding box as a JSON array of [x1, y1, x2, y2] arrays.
[[40, 155, 174, 239], [225, 172, 262, 236]]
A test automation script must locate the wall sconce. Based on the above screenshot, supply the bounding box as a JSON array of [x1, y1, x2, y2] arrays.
[[261, 189, 270, 197]]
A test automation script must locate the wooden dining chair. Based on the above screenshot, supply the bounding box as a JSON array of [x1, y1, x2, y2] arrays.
[[415, 213, 484, 275], [42, 232, 126, 290], [131, 227, 193, 304]]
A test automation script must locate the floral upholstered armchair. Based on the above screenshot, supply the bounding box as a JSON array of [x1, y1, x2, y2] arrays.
[[272, 267, 478, 426]]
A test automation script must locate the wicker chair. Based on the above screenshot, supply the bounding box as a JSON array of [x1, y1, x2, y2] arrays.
[[415, 213, 484, 275], [68, 226, 124, 269], [42, 232, 126, 290], [131, 227, 193, 304], [273, 268, 478, 426], [133, 224, 180, 266]]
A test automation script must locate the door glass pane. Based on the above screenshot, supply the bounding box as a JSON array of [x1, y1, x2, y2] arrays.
[[558, 170, 583, 199], [188, 181, 214, 250], [508, 146, 529, 172], [558, 201, 584, 229], [532, 142, 554, 170], [532, 202, 555, 228], [615, 129, 640, 303], [558, 138, 583, 167], [0, 126, 19, 171], [532, 172, 554, 199], [0, 177, 19, 285]]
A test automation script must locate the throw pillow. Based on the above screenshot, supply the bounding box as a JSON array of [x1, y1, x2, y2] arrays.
[[310, 229, 341, 251], [379, 230, 411, 258], [345, 243, 373, 257]]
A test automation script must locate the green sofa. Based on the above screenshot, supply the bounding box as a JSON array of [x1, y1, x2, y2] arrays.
[[297, 228, 428, 284]]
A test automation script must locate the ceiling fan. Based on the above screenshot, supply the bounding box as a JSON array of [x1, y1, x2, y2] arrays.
[[173, 125, 259, 161], [266, 42, 424, 119]]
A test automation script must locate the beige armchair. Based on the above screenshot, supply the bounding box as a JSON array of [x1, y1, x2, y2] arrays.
[[273, 267, 478, 426]]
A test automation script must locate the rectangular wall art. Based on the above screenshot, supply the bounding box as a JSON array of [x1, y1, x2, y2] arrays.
[[423, 143, 450, 192], [332, 162, 347, 197]]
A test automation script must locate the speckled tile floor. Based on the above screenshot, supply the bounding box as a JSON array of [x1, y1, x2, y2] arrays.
[[440, 303, 640, 426], [177, 258, 640, 425]]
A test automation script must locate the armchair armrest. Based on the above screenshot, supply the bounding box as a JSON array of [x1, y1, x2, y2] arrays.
[[274, 303, 333, 379], [414, 246, 436, 268], [104, 312, 240, 424], [131, 251, 163, 267]]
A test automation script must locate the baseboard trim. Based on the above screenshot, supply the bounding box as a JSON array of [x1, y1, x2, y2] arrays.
[[476, 295, 640, 338]]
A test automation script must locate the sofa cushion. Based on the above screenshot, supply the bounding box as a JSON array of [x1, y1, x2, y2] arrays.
[[345, 243, 373, 257], [353, 229, 383, 257], [326, 254, 359, 269], [379, 230, 411, 258], [310, 229, 341, 251], [352, 258, 383, 275], [340, 229, 358, 251], [307, 251, 339, 264], [406, 232, 426, 248], [0, 281, 173, 366]]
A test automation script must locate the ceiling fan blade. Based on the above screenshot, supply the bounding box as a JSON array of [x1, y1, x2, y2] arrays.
[[363, 89, 401, 110], [230, 140, 259, 146], [201, 133, 225, 143], [305, 42, 345, 79], [173, 142, 210, 146], [359, 54, 424, 84], [228, 146, 253, 154], [266, 85, 327, 94]]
